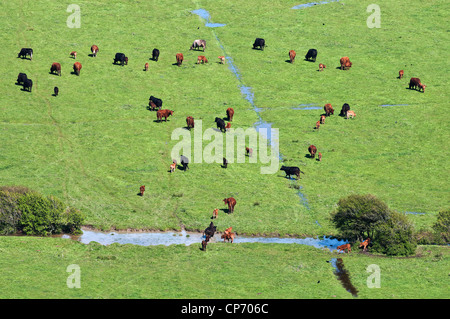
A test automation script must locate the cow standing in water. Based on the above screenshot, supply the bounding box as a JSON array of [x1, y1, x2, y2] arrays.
[[289, 50, 296, 63], [190, 39, 206, 51], [91, 45, 99, 57]]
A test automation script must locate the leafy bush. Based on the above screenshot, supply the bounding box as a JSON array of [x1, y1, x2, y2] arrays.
[[0, 186, 84, 236], [331, 194, 417, 256], [432, 210, 450, 244]]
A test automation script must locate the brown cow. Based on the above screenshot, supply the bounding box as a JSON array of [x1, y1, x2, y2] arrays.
[[308, 145, 317, 158], [70, 51, 77, 59], [139, 185, 145, 196], [218, 56, 225, 64], [289, 50, 296, 63], [91, 45, 99, 57], [221, 232, 235, 243], [337, 243, 351, 253], [201, 238, 208, 251], [157, 109, 174, 122], [340, 56, 352, 70], [324, 103, 334, 116], [246, 147, 253, 157], [346, 110, 356, 119], [197, 56, 208, 64], [144, 63, 149, 71], [418, 82, 426, 92], [73, 62, 82, 76], [170, 160, 177, 173], [315, 121, 320, 130], [319, 63, 326, 71], [317, 152, 322, 162], [212, 208, 219, 219], [50, 62, 61, 76], [320, 115, 326, 124], [223, 197, 236, 213], [176, 53, 184, 66], [225, 122, 231, 131], [409, 77, 425, 92], [399, 70, 404, 79], [226, 107, 234, 121], [359, 238, 370, 252], [186, 116, 194, 129]]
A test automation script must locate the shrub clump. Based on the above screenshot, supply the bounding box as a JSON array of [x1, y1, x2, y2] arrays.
[[0, 186, 84, 236]]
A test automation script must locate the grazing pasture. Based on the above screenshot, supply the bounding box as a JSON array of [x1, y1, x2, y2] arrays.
[[0, 0, 449, 300]]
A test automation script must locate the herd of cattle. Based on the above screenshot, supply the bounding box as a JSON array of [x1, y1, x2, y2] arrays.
[[15, 36, 425, 253]]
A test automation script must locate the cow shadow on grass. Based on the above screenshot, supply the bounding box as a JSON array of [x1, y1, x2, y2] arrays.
[[304, 59, 316, 62], [220, 208, 231, 214], [20, 88, 31, 93], [17, 56, 32, 61]]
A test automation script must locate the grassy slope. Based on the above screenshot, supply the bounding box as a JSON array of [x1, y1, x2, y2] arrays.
[[0, 0, 448, 236], [0, 236, 448, 298]]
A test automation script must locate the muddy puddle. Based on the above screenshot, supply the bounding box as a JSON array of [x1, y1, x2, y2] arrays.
[[330, 258, 359, 297], [62, 229, 348, 251]]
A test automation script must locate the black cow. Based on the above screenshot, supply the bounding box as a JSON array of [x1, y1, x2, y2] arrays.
[[22, 79, 33, 92], [17, 73, 27, 85], [203, 222, 217, 238], [148, 96, 163, 111], [339, 103, 350, 117], [215, 117, 226, 133], [223, 157, 228, 168], [280, 166, 304, 179], [18, 48, 33, 60], [152, 48, 160, 61], [180, 155, 189, 171], [305, 49, 317, 62], [253, 38, 265, 50], [113, 53, 128, 66], [54, 87, 59, 97]]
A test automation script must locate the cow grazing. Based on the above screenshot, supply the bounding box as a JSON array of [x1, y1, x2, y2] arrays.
[[346, 110, 356, 119], [305, 49, 317, 62], [186, 116, 194, 130], [215, 117, 226, 133], [253, 38, 265, 50], [317, 152, 322, 162], [418, 82, 426, 92], [221, 230, 235, 243], [54, 87, 59, 97], [22, 79, 33, 92], [152, 48, 160, 61], [225, 122, 231, 131], [73, 62, 82, 76], [176, 53, 183, 66], [201, 239, 208, 251], [144, 63, 149, 71], [319, 63, 326, 71], [337, 244, 351, 253], [218, 56, 225, 64], [139, 185, 145, 196], [308, 145, 317, 158], [280, 166, 304, 179], [289, 50, 296, 63], [212, 208, 219, 219], [359, 238, 370, 252], [50, 62, 61, 76], [156, 109, 174, 122], [149, 96, 163, 111], [91, 45, 99, 57], [315, 121, 320, 130], [16, 73, 27, 85], [340, 56, 352, 70], [113, 53, 128, 66], [222, 157, 228, 168], [197, 56, 208, 64], [399, 70, 404, 79], [320, 115, 326, 124], [170, 160, 177, 173], [246, 147, 253, 157], [180, 155, 189, 171], [70, 51, 77, 59], [203, 222, 217, 238], [190, 39, 206, 51], [223, 197, 236, 213], [339, 103, 350, 117], [324, 103, 334, 117], [18, 48, 33, 60], [226, 107, 234, 121]]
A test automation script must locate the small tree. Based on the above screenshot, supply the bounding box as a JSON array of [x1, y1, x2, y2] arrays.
[[432, 210, 450, 244]]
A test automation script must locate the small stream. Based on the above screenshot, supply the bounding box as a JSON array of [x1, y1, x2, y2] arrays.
[[291, 0, 340, 10]]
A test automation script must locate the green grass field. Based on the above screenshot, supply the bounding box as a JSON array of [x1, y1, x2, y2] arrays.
[[0, 0, 449, 300]]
